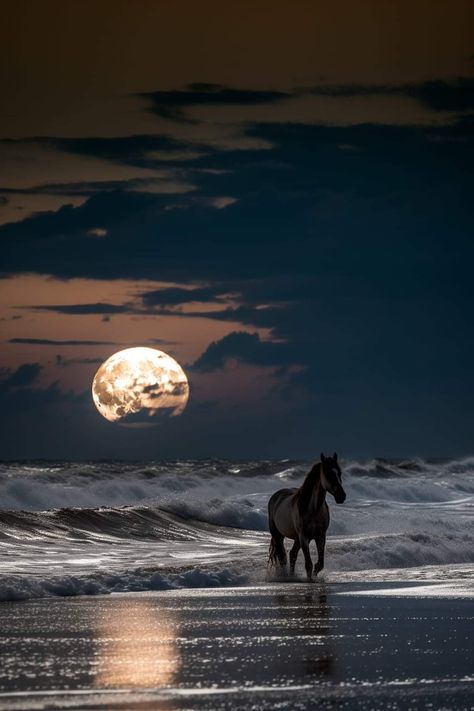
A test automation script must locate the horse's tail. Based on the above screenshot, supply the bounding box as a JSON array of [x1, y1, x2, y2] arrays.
[[267, 509, 285, 568], [268, 535, 279, 567], [267, 491, 288, 569]]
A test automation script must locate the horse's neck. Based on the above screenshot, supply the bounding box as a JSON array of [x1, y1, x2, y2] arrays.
[[298, 463, 326, 513]]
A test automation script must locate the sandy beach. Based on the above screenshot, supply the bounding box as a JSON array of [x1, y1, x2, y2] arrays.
[[0, 581, 472, 710], [1, 458, 472, 709]]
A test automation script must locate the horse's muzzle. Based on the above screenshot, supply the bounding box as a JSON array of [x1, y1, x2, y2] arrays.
[[335, 491, 346, 504]]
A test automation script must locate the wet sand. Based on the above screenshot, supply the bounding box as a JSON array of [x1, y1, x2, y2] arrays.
[[0, 582, 472, 710]]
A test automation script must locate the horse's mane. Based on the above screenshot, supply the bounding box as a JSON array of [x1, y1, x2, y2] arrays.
[[295, 462, 323, 513]]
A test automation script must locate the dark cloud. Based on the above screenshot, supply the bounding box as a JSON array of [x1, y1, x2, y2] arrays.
[[0, 92, 473, 455], [139, 277, 319, 309], [192, 331, 297, 372], [9, 338, 121, 346], [1, 84, 471, 278], [140, 78, 474, 125], [405, 77, 474, 111], [154, 304, 284, 329], [147, 338, 177, 345], [0, 190, 157, 251], [0, 364, 91, 458], [27, 303, 129, 315], [0, 134, 197, 171], [140, 83, 291, 122], [0, 174, 197, 199], [55, 355, 103, 367], [0, 372, 90, 451], [141, 285, 227, 306], [0, 363, 41, 390], [308, 77, 474, 112], [24, 293, 230, 316]]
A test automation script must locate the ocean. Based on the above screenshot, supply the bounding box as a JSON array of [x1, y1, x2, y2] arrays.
[[0, 458, 473, 601]]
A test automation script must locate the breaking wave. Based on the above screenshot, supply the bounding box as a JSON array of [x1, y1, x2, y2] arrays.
[[0, 457, 472, 600], [0, 565, 249, 602]]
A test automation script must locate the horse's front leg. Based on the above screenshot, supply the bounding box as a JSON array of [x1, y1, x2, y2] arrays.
[[299, 537, 313, 582], [314, 532, 326, 576]]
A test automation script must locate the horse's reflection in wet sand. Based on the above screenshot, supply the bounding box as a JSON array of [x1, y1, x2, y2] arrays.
[[268, 453, 346, 582], [274, 587, 335, 679]]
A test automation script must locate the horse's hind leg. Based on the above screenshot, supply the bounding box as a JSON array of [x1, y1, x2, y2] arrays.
[[289, 540, 300, 575]]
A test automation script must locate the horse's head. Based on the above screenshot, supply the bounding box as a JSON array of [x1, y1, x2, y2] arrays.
[[320, 452, 346, 504]]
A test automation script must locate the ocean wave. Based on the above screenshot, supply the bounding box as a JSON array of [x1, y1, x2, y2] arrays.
[[0, 504, 263, 544], [0, 565, 248, 602], [328, 529, 474, 572], [0, 460, 305, 512], [1, 457, 472, 515], [1, 521, 472, 601], [164, 495, 268, 531], [0, 457, 473, 601]]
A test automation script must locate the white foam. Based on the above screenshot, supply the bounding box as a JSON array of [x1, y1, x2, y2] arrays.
[[0, 566, 249, 602]]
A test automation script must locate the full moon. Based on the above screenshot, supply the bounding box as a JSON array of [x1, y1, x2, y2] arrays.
[[92, 347, 189, 426]]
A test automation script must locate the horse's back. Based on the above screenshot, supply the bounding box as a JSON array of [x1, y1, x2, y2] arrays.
[[268, 488, 297, 512]]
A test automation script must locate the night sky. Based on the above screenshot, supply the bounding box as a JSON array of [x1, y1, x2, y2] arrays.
[[1, 1, 473, 459]]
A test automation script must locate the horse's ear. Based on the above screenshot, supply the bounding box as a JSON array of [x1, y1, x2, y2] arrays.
[[320, 452, 325, 462], [333, 452, 338, 461]]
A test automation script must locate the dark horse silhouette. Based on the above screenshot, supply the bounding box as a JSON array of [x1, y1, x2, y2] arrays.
[[268, 453, 346, 582]]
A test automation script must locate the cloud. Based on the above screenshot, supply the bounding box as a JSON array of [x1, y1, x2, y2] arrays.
[[55, 355, 104, 367], [401, 77, 474, 112], [0, 77, 470, 226], [9, 338, 121, 346], [0, 366, 89, 429], [0, 109, 472, 459], [0, 363, 42, 390], [23, 291, 232, 316], [26, 303, 129, 315], [139, 79, 473, 128], [87, 227, 108, 237], [0, 134, 190, 170], [192, 331, 297, 372], [1, 116, 472, 283], [307, 77, 474, 113], [147, 149, 207, 162], [141, 83, 291, 122], [1, 175, 197, 199], [0, 138, 201, 224], [208, 196, 239, 209], [141, 285, 227, 307], [147, 338, 177, 345], [0, 363, 89, 430]]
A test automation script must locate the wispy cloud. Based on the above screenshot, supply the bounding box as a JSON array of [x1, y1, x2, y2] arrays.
[[9, 338, 121, 346], [140, 83, 292, 123]]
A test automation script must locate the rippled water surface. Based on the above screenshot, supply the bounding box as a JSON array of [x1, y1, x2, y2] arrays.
[[0, 585, 472, 710]]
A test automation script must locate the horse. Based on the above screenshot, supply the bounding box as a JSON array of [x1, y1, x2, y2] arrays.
[[268, 453, 346, 582]]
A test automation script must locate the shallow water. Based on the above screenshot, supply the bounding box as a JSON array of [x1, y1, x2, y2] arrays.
[[0, 585, 472, 710]]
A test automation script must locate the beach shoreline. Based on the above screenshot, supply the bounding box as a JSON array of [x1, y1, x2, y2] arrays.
[[0, 581, 472, 710]]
